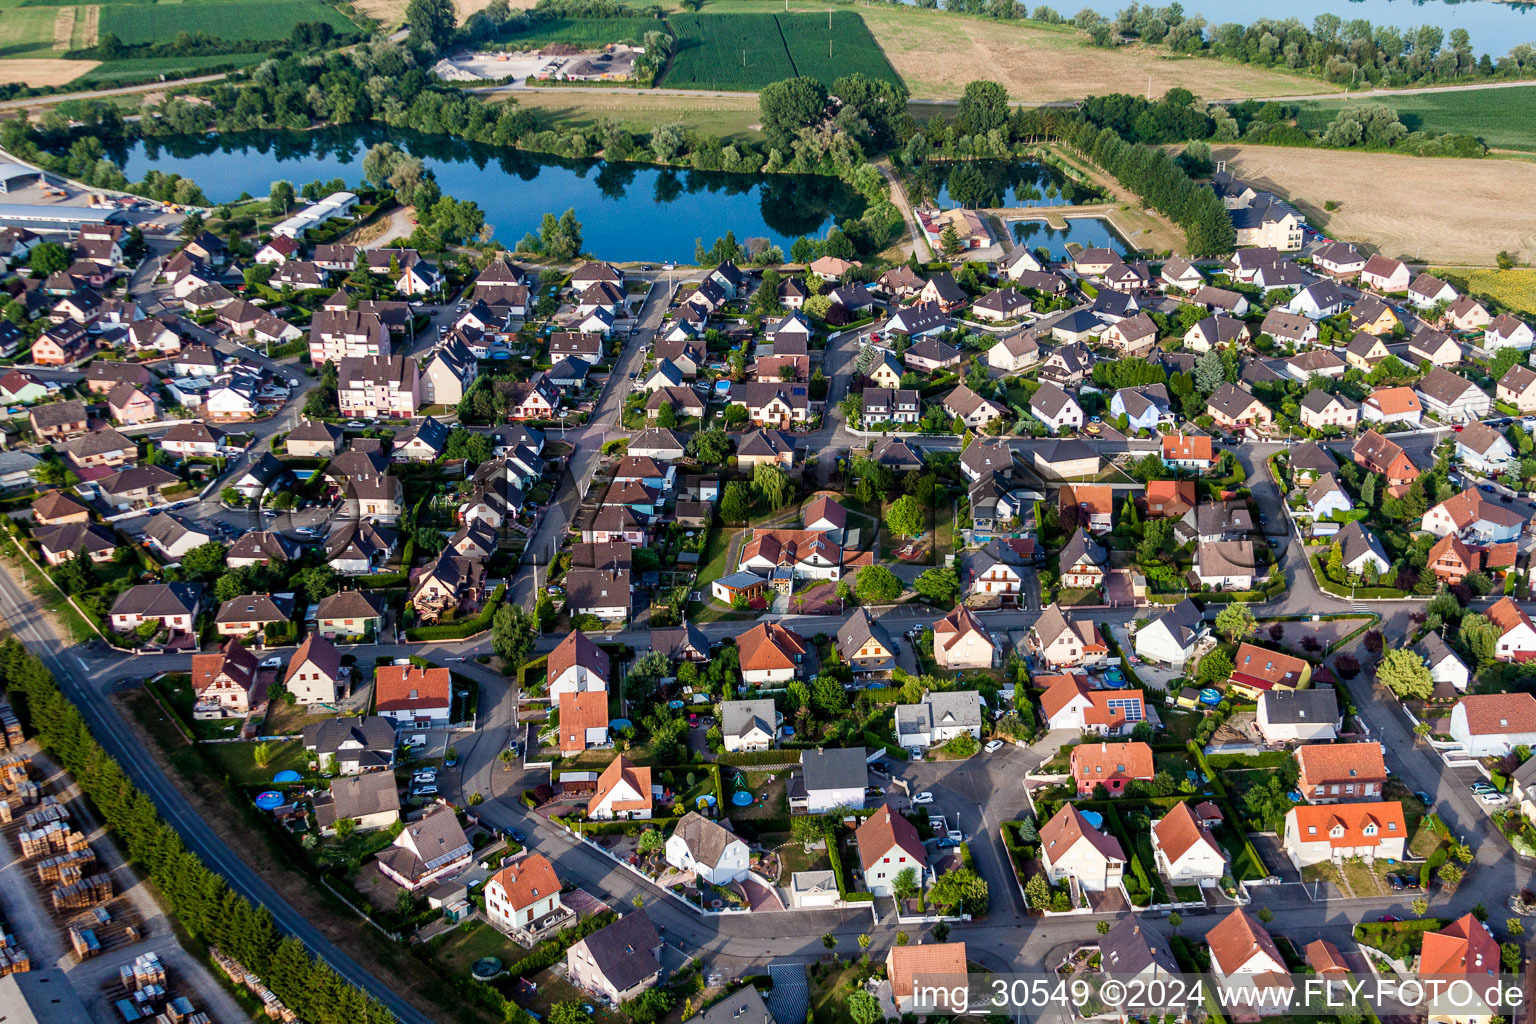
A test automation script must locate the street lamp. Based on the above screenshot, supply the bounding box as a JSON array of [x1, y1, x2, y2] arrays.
[[560, 409, 570, 439]]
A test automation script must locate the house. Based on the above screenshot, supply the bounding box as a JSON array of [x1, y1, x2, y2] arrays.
[[557, 690, 608, 754], [567, 912, 662, 1005], [1446, 295, 1493, 332], [652, 339, 703, 378], [1334, 520, 1392, 578], [1062, 486, 1114, 535], [1260, 309, 1318, 348], [32, 321, 91, 366], [34, 522, 116, 566], [547, 629, 612, 698], [160, 421, 224, 459], [309, 309, 390, 364], [284, 419, 344, 458], [1299, 390, 1359, 432], [377, 805, 472, 891], [421, 339, 478, 407], [886, 944, 969, 1015], [1409, 329, 1462, 368], [62, 427, 135, 471], [28, 400, 88, 442], [1450, 692, 1536, 756], [666, 812, 750, 885], [1069, 741, 1154, 796], [314, 590, 386, 641], [1296, 742, 1386, 803], [1289, 442, 1339, 484], [627, 428, 688, 461], [735, 429, 796, 470], [854, 804, 926, 897], [1161, 433, 1215, 472], [1196, 540, 1258, 589], [1100, 917, 1178, 982], [1134, 598, 1206, 667], [837, 608, 898, 677], [1252, 261, 1304, 293], [1029, 382, 1084, 433], [1361, 387, 1423, 426], [1419, 633, 1470, 693], [393, 417, 450, 463], [1111, 384, 1173, 432], [894, 690, 985, 750], [1040, 339, 1095, 382], [549, 333, 604, 363], [1030, 603, 1108, 667], [589, 755, 652, 820], [1206, 909, 1290, 1004], [737, 527, 870, 582], [30, 491, 90, 527], [190, 640, 267, 717], [970, 539, 1027, 599], [214, 592, 294, 638], [1352, 430, 1420, 496], [1455, 421, 1516, 474], [326, 519, 398, 574], [283, 635, 346, 706], [1419, 915, 1501, 1006], [931, 605, 997, 671], [1360, 255, 1411, 293], [695, 987, 777, 1024], [141, 512, 215, 562], [1206, 383, 1272, 432], [1060, 530, 1108, 587], [563, 568, 630, 622], [1290, 280, 1346, 319], [795, 746, 867, 814], [1041, 675, 1146, 736], [1185, 313, 1250, 352], [986, 329, 1043, 372], [338, 355, 420, 419], [303, 716, 395, 774], [945, 384, 1009, 429], [1305, 475, 1353, 521], [233, 452, 295, 501], [1230, 643, 1311, 698], [880, 301, 951, 340], [1312, 241, 1367, 278], [1040, 802, 1125, 892], [0, 370, 47, 405], [904, 336, 962, 372], [314, 772, 400, 836], [374, 663, 452, 727], [720, 698, 777, 753], [1283, 801, 1406, 867], [862, 388, 920, 425], [1422, 489, 1527, 544], [737, 622, 808, 685], [1256, 688, 1341, 744], [1151, 801, 1227, 884], [1349, 298, 1399, 338], [1416, 368, 1491, 423], [970, 287, 1031, 322], [108, 582, 202, 636], [1497, 364, 1536, 412], [486, 853, 563, 937]]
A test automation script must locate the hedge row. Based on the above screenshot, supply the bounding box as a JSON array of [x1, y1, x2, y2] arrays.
[[717, 750, 801, 766], [507, 910, 616, 978], [405, 584, 506, 641]]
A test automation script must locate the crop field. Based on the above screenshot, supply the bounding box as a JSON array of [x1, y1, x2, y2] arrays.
[[1293, 86, 1536, 153], [505, 88, 763, 140], [1431, 268, 1536, 317], [72, 51, 269, 85], [1217, 144, 1536, 265], [101, 0, 357, 43], [493, 16, 659, 48], [661, 11, 899, 90]]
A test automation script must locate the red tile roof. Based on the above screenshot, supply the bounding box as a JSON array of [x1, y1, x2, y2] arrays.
[[375, 664, 451, 713], [856, 804, 926, 872], [490, 853, 561, 911], [1288, 801, 1405, 849]]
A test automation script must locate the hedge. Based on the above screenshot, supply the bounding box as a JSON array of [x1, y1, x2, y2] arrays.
[[507, 910, 617, 978], [717, 750, 800, 766], [822, 819, 873, 902], [1205, 751, 1292, 770], [405, 584, 506, 641], [1420, 846, 1448, 889]]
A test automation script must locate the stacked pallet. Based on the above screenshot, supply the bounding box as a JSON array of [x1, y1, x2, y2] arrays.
[[18, 821, 87, 858], [67, 924, 100, 959], [36, 848, 95, 884], [22, 798, 68, 829], [211, 945, 294, 1021], [51, 873, 112, 910], [0, 753, 33, 784], [0, 924, 29, 976], [124, 952, 166, 990], [0, 703, 22, 749]]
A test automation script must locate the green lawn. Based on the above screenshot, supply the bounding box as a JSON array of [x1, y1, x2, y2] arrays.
[[196, 738, 309, 786], [1293, 86, 1536, 153], [0, 6, 60, 59]]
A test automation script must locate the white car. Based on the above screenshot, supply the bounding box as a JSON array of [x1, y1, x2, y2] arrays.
[[984, 739, 1004, 753], [912, 791, 934, 805], [1479, 791, 1509, 806], [259, 656, 282, 669]]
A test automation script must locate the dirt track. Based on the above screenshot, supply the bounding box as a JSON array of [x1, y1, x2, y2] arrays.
[[1216, 144, 1536, 264]]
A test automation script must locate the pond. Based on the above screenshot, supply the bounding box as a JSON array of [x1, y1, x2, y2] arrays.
[[1007, 216, 1130, 260], [905, 159, 1105, 210], [112, 125, 867, 262]]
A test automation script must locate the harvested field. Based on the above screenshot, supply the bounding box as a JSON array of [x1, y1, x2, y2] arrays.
[[504, 88, 762, 140], [777, 1, 1337, 103], [74, 4, 99, 49], [1216, 144, 1536, 265], [0, 57, 96, 86], [50, 5, 74, 48]]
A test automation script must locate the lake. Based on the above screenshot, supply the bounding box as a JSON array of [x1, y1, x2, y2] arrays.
[[1070, 0, 1534, 54], [907, 159, 1106, 210], [113, 126, 867, 263], [1007, 216, 1129, 260]]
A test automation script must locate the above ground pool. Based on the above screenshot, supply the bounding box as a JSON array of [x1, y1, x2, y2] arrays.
[[254, 791, 283, 810], [732, 791, 754, 807], [272, 770, 301, 784], [1081, 810, 1105, 829]]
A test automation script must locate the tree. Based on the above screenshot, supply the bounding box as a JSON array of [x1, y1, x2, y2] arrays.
[[491, 604, 536, 666], [886, 495, 923, 539], [810, 674, 847, 716], [752, 463, 792, 509], [268, 180, 295, 216], [822, 933, 837, 950], [847, 992, 881, 1024], [855, 565, 902, 603], [1257, 906, 1273, 924], [1025, 873, 1050, 908], [721, 481, 752, 524], [1194, 349, 1226, 395], [550, 1004, 590, 1024], [253, 741, 274, 768], [1215, 603, 1257, 644], [638, 829, 664, 854], [791, 814, 824, 849], [1197, 648, 1233, 686], [915, 567, 959, 605], [180, 542, 227, 580], [1377, 647, 1433, 699], [28, 242, 69, 276], [1412, 896, 1430, 918], [892, 867, 919, 901], [956, 79, 1009, 136], [929, 867, 989, 915], [405, 0, 456, 48], [857, 933, 871, 951], [688, 429, 732, 465], [759, 77, 829, 150]]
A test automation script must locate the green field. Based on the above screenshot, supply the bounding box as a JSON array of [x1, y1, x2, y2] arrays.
[[1294, 85, 1536, 153], [74, 51, 271, 85], [0, 6, 58, 57], [493, 16, 659, 48], [662, 11, 900, 90], [101, 0, 357, 43]]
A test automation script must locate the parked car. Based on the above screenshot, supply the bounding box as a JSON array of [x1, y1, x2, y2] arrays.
[[912, 792, 934, 805], [1479, 791, 1509, 806], [412, 784, 438, 797], [259, 656, 282, 669], [984, 739, 1004, 753], [935, 837, 961, 849], [1471, 781, 1497, 795], [1385, 874, 1404, 890]]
